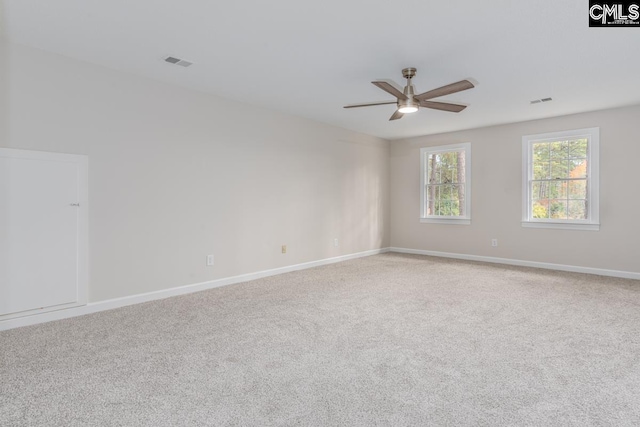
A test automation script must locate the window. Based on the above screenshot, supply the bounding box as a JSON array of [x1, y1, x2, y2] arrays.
[[420, 143, 471, 224], [522, 127, 599, 230]]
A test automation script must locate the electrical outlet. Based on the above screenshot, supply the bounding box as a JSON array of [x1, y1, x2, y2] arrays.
[[334, 238, 339, 247], [206, 254, 214, 266], [281, 245, 287, 254], [491, 239, 498, 247]]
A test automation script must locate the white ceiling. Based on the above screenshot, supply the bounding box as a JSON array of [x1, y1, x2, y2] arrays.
[[4, 0, 640, 140]]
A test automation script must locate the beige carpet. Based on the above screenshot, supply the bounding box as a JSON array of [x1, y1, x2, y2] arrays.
[[2, 253, 640, 426]]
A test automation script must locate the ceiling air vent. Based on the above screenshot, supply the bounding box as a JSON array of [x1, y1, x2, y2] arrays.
[[164, 56, 193, 68], [530, 97, 552, 104]]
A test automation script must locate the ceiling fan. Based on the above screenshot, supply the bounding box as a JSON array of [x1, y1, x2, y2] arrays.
[[344, 68, 474, 121]]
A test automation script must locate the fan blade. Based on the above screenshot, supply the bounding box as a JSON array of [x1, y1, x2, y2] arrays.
[[389, 110, 404, 121], [343, 101, 397, 109], [415, 80, 474, 101], [420, 100, 467, 113], [372, 81, 408, 100]]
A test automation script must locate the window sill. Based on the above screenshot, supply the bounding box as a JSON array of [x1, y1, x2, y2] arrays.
[[521, 221, 600, 231], [421, 218, 471, 225]]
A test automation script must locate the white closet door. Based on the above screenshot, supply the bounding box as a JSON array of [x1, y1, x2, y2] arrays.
[[0, 149, 88, 318]]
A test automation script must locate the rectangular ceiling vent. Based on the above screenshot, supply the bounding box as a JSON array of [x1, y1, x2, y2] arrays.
[[164, 56, 193, 68], [530, 97, 552, 104]]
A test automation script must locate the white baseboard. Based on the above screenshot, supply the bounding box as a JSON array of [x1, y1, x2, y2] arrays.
[[6, 246, 633, 332], [390, 247, 640, 280], [0, 247, 390, 331]]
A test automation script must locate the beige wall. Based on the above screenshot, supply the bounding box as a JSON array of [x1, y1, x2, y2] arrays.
[[390, 104, 640, 274], [2, 40, 638, 308], [0, 42, 390, 302]]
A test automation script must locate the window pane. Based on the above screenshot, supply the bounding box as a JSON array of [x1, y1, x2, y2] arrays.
[[533, 142, 550, 162], [430, 155, 437, 182], [568, 200, 586, 220], [427, 154, 438, 183], [532, 200, 549, 218], [443, 184, 454, 199], [440, 200, 450, 216], [429, 184, 465, 217], [569, 159, 587, 178], [421, 144, 469, 221], [446, 200, 460, 216], [533, 161, 550, 180], [550, 141, 568, 161], [532, 142, 550, 179], [550, 160, 569, 179], [456, 151, 466, 185], [440, 165, 449, 183], [532, 181, 548, 199], [426, 185, 437, 215], [548, 180, 568, 199], [452, 199, 460, 215], [451, 184, 463, 199], [568, 180, 587, 199], [549, 199, 568, 219], [568, 139, 588, 158], [443, 167, 454, 184], [442, 152, 457, 184], [439, 185, 445, 201]]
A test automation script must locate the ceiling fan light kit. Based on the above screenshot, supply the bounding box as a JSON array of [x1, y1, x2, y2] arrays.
[[344, 67, 475, 121], [398, 105, 418, 114]]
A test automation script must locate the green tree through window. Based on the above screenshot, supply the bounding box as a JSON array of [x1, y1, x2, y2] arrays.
[[427, 151, 466, 216], [522, 127, 599, 231], [420, 143, 471, 224], [531, 138, 588, 220]]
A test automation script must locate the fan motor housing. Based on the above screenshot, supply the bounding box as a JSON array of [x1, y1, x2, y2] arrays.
[[402, 67, 417, 79], [399, 78, 418, 111]]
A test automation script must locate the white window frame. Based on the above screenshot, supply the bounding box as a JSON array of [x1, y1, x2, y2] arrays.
[[420, 142, 471, 225], [522, 127, 600, 231]]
